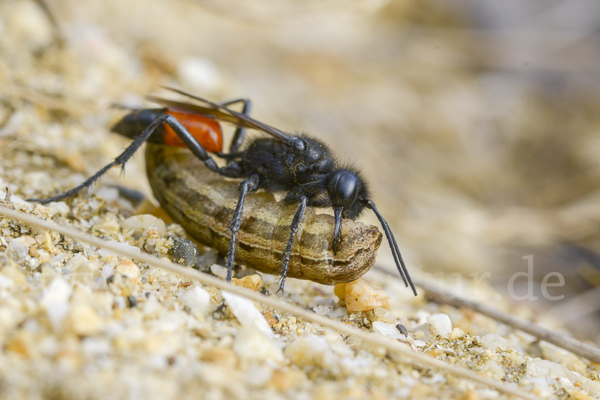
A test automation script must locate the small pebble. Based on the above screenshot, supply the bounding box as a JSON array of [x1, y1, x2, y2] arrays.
[[222, 291, 273, 339], [179, 286, 211, 317], [397, 324, 409, 336], [115, 258, 140, 282], [7, 237, 31, 263], [449, 327, 465, 340], [1, 266, 26, 285], [47, 202, 70, 216], [372, 321, 405, 339], [122, 214, 166, 237], [269, 369, 304, 392], [65, 304, 104, 336], [202, 347, 237, 368], [41, 275, 72, 306], [335, 279, 392, 312], [461, 390, 481, 400], [232, 274, 262, 291], [169, 236, 199, 267], [480, 334, 508, 350], [233, 324, 283, 362], [285, 335, 331, 368], [210, 264, 228, 280], [126, 295, 137, 307], [411, 323, 435, 343], [427, 314, 453, 339]]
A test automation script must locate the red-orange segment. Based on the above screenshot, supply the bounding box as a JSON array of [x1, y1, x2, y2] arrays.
[[163, 110, 223, 153]]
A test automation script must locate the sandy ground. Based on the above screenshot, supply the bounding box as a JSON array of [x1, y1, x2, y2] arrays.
[[2, 0, 600, 398]]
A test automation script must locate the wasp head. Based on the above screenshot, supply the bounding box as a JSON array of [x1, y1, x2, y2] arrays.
[[327, 168, 370, 253], [327, 169, 369, 218]]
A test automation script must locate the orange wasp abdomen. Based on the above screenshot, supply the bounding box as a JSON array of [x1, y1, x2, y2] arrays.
[[112, 108, 223, 153], [163, 110, 222, 153]]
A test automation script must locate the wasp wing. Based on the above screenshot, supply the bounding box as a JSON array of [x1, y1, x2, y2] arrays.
[[153, 87, 297, 144], [146, 96, 256, 129]]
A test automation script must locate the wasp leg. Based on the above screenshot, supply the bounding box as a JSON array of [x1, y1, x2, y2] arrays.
[[296, 195, 343, 255], [31, 113, 230, 204], [277, 195, 308, 293], [218, 98, 252, 154], [364, 200, 417, 296], [226, 174, 260, 281], [28, 161, 118, 204], [29, 114, 167, 203]]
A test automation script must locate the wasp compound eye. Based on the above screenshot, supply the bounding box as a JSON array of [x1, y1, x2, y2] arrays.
[[329, 170, 357, 208]]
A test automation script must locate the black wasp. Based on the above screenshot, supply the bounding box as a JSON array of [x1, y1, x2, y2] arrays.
[[32, 88, 416, 295]]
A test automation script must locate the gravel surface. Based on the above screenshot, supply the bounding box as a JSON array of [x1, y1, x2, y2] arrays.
[[1, 2, 600, 399]]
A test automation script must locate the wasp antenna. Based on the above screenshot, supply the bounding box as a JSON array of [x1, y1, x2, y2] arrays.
[[365, 200, 417, 296]]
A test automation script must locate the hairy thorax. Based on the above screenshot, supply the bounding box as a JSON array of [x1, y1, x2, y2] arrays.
[[240, 136, 335, 191]]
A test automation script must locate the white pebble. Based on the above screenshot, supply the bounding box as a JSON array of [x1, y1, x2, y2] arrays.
[[93, 187, 119, 203], [179, 287, 211, 317], [42, 276, 72, 332], [557, 376, 575, 391], [285, 335, 331, 368], [482, 360, 505, 380], [480, 334, 508, 350], [244, 364, 274, 388], [210, 264, 228, 280], [411, 323, 435, 342], [66, 254, 97, 272], [41, 275, 72, 306], [372, 321, 405, 339], [528, 377, 551, 391], [222, 291, 273, 339], [7, 237, 30, 263], [46, 303, 70, 332], [158, 311, 188, 332], [122, 215, 166, 237], [526, 359, 566, 378], [100, 265, 115, 280], [0, 274, 14, 289], [47, 202, 70, 216], [313, 305, 333, 316], [143, 295, 162, 317], [527, 359, 600, 394], [427, 313, 452, 339], [233, 324, 283, 362]]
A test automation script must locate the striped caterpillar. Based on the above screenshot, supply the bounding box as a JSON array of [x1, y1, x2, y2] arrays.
[[146, 144, 382, 285]]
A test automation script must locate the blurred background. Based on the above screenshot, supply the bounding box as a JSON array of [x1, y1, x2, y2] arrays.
[[3, 0, 600, 341]]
